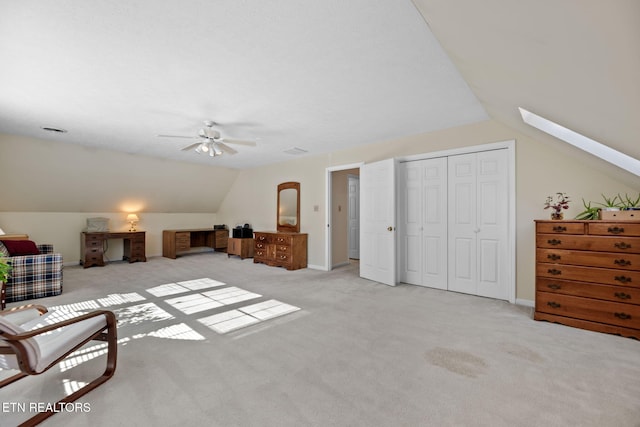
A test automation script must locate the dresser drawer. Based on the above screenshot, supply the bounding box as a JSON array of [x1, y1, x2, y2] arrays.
[[536, 292, 640, 329], [254, 233, 272, 244], [536, 248, 640, 270], [536, 222, 585, 234], [537, 234, 640, 254], [537, 263, 640, 287], [588, 222, 640, 237], [86, 239, 102, 249], [254, 249, 269, 260], [274, 252, 292, 265], [537, 278, 640, 305], [274, 235, 292, 245]]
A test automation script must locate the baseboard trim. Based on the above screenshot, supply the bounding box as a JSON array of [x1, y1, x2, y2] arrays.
[[307, 264, 325, 271], [515, 298, 535, 308]]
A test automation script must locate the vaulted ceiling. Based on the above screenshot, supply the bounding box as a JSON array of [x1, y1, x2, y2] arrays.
[[1, 1, 638, 172]]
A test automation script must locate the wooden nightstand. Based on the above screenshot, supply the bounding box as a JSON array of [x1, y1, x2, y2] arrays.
[[227, 238, 254, 260]]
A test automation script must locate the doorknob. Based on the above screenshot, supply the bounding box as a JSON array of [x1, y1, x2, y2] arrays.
[[387, 226, 393, 232]]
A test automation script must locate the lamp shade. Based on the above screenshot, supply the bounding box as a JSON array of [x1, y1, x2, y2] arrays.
[[126, 214, 139, 222]]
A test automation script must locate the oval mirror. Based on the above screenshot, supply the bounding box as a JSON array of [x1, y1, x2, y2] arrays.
[[277, 182, 300, 233]]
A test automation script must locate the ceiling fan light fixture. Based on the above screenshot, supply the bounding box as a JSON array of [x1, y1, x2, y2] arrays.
[[201, 143, 209, 153]]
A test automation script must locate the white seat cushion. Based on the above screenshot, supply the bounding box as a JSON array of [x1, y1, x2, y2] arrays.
[[0, 310, 108, 373]]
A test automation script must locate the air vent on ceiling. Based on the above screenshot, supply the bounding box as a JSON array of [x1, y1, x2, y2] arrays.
[[283, 147, 308, 155]]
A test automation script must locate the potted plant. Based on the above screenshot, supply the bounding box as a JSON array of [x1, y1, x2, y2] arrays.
[[620, 193, 640, 211], [575, 199, 600, 220], [0, 256, 10, 284], [544, 192, 570, 220], [597, 194, 622, 211], [0, 255, 11, 310]]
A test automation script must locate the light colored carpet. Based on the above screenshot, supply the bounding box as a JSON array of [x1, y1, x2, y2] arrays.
[[1, 252, 639, 427]]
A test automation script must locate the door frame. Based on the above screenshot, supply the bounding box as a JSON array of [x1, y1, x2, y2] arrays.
[[398, 140, 516, 303], [325, 162, 364, 271]]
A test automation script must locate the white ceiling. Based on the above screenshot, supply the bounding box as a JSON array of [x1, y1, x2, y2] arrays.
[[0, 0, 487, 169], [1, 1, 638, 174]]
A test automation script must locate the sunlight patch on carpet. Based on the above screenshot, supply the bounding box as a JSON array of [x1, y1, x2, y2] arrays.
[[146, 278, 227, 297], [114, 302, 174, 326], [198, 310, 260, 334], [202, 286, 261, 305], [49, 300, 101, 312], [98, 293, 146, 307], [165, 287, 261, 315], [179, 278, 227, 290], [147, 323, 206, 340], [165, 293, 224, 314], [198, 300, 301, 334], [240, 299, 301, 320]]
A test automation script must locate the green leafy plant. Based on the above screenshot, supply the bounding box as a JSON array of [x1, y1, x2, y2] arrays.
[[596, 194, 622, 209], [575, 199, 600, 220], [619, 193, 640, 209], [0, 256, 11, 284]]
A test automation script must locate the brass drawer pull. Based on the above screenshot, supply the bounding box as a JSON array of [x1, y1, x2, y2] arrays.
[[259, 236, 266, 241], [552, 226, 567, 232], [547, 301, 561, 309], [547, 284, 562, 290], [614, 275, 632, 284], [547, 254, 561, 261], [608, 226, 625, 234], [614, 242, 632, 250], [547, 239, 562, 246], [547, 268, 562, 275], [614, 292, 631, 300], [614, 259, 631, 267], [614, 312, 632, 320]]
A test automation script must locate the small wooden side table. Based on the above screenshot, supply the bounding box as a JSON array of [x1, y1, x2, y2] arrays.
[[227, 238, 254, 260]]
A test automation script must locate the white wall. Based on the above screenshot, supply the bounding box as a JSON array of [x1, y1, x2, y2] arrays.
[[0, 133, 239, 212], [216, 119, 638, 301]]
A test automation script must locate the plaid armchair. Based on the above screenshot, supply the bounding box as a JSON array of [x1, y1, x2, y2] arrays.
[[0, 241, 63, 308]]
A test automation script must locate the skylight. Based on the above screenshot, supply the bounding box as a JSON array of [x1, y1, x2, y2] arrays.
[[519, 107, 640, 177]]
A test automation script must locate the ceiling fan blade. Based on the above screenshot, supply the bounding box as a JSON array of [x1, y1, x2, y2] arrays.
[[181, 143, 201, 151], [222, 138, 256, 146], [158, 134, 198, 139], [217, 142, 237, 155]]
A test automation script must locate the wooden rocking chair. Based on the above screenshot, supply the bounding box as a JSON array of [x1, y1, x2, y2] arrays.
[[0, 304, 117, 426]]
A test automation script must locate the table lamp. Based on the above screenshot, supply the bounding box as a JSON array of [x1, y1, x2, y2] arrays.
[[126, 214, 139, 232]]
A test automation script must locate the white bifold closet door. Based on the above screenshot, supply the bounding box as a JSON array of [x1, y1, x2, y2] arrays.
[[448, 150, 509, 300], [400, 149, 509, 300], [400, 157, 448, 290]]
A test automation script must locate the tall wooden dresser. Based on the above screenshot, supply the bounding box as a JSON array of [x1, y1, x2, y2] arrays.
[[534, 220, 640, 339], [253, 231, 307, 270]]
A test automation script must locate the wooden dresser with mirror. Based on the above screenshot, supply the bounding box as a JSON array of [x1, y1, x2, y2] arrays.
[[253, 181, 308, 270]]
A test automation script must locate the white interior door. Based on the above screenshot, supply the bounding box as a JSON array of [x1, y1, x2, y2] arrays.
[[360, 158, 396, 286], [448, 150, 509, 299], [475, 150, 509, 299], [448, 153, 477, 295], [348, 175, 360, 259], [421, 157, 448, 289], [399, 158, 447, 289]]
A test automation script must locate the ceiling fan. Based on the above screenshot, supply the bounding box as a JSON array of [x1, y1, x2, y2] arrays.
[[158, 120, 256, 157]]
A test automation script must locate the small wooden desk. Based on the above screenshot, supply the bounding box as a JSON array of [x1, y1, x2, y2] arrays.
[[81, 231, 146, 268], [162, 228, 228, 259]]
